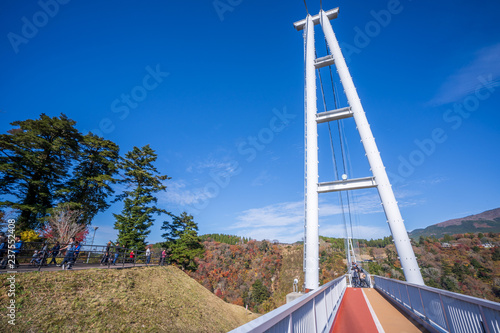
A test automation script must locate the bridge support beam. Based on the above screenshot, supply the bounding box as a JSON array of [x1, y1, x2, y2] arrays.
[[319, 10, 424, 285], [304, 14, 319, 291]]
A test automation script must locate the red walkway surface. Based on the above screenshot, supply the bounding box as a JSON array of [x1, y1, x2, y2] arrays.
[[330, 288, 379, 333]]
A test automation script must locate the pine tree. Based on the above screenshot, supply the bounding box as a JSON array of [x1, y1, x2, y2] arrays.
[[162, 212, 204, 271], [65, 133, 119, 225], [0, 114, 121, 231], [114, 145, 170, 249], [0, 114, 80, 230]]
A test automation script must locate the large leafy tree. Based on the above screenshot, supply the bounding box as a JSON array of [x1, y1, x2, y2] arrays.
[[113, 145, 170, 249], [162, 212, 204, 271], [0, 114, 80, 230], [0, 114, 120, 231]]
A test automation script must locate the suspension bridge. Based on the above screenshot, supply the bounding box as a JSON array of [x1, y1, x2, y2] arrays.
[[230, 6, 500, 333]]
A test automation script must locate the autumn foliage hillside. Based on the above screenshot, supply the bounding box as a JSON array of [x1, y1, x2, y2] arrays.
[[188, 237, 348, 313], [365, 232, 500, 302], [188, 239, 283, 313], [190, 233, 500, 314]]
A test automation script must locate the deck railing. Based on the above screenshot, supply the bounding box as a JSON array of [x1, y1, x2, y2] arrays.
[[374, 275, 500, 333], [230, 275, 347, 333], [0, 241, 166, 271]]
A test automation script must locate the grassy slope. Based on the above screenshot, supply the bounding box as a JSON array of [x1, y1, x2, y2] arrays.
[[0, 266, 258, 333]]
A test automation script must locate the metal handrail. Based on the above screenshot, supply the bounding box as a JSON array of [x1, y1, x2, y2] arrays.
[[374, 275, 500, 333], [230, 275, 347, 333], [0, 241, 166, 271]]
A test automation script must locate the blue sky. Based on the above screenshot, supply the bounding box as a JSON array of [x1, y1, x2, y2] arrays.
[[1, 0, 499, 245]]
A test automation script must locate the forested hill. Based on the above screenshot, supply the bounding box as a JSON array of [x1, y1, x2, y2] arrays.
[[410, 207, 500, 239], [199, 233, 251, 245], [189, 233, 500, 313]]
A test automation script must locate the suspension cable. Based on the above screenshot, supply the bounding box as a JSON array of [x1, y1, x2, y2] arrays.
[[316, 52, 352, 266], [323, 38, 359, 263], [303, 0, 309, 14]]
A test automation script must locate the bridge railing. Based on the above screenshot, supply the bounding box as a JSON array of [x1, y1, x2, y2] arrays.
[[230, 275, 347, 333], [374, 275, 500, 333]]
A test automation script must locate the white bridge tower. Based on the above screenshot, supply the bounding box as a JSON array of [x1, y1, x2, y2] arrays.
[[295, 8, 425, 290]]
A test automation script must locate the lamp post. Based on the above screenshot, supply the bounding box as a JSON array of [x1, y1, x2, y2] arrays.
[[86, 226, 99, 263]]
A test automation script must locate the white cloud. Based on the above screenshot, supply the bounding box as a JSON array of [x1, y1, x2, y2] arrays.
[[231, 201, 304, 229], [187, 158, 239, 175], [160, 156, 241, 208], [224, 182, 425, 243], [228, 197, 393, 243], [429, 43, 500, 106], [251, 170, 271, 187], [159, 180, 214, 206]]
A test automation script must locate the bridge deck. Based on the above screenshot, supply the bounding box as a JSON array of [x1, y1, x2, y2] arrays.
[[331, 287, 426, 333]]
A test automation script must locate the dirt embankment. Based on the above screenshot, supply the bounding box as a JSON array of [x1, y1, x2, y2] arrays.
[[0, 266, 258, 332]]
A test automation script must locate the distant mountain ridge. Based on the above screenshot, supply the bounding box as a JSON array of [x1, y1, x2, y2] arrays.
[[410, 207, 500, 239]]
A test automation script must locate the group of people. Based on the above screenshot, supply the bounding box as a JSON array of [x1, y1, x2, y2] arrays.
[[351, 262, 368, 288], [99, 242, 133, 265], [0, 235, 81, 270], [56, 237, 81, 269], [29, 238, 80, 269], [100, 242, 169, 266], [0, 236, 170, 269]]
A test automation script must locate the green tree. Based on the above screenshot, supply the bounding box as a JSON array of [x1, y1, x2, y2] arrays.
[[251, 279, 270, 305], [0, 114, 121, 231], [0, 114, 81, 230], [162, 212, 204, 271], [114, 145, 170, 249], [65, 134, 119, 225]]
